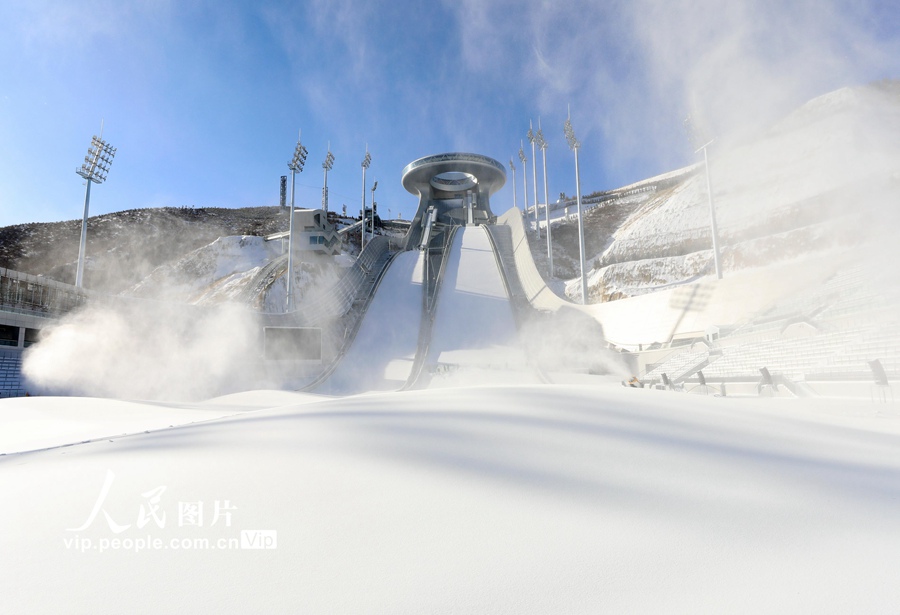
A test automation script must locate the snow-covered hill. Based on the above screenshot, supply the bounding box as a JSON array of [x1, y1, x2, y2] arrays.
[[0, 206, 290, 293], [546, 81, 900, 302]]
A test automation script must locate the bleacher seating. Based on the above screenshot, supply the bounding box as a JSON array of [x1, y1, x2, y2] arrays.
[[640, 263, 900, 392], [0, 350, 25, 397]]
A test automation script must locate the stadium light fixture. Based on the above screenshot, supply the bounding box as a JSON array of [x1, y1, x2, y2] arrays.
[[360, 147, 372, 251], [322, 144, 335, 213], [534, 119, 553, 277], [74, 124, 116, 288], [509, 158, 517, 211], [565, 109, 588, 304], [518, 143, 530, 230], [286, 131, 309, 312]]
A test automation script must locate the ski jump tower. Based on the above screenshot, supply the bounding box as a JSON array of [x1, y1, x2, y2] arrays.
[[401, 153, 506, 250]]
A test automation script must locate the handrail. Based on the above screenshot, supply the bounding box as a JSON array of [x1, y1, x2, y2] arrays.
[[0, 267, 90, 318], [301, 248, 401, 392]]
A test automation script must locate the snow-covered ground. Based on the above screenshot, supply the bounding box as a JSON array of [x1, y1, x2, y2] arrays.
[[6, 219, 900, 612], [2, 385, 899, 613]]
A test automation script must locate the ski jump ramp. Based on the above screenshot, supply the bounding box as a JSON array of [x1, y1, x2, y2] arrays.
[[314, 249, 426, 395], [314, 225, 536, 394], [311, 152, 543, 394], [425, 226, 534, 387]]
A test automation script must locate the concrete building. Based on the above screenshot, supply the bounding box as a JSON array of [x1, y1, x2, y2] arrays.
[[266, 208, 342, 257], [0, 268, 88, 396]]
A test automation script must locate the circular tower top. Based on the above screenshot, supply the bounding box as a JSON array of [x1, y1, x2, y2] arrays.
[[401, 152, 506, 197]]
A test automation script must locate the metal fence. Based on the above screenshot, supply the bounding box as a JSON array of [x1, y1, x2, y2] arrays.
[[0, 268, 88, 318]]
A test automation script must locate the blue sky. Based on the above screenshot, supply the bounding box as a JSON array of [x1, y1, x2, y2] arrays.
[[1, 0, 898, 225]]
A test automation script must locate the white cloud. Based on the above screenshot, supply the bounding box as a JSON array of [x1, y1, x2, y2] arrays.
[[441, 0, 900, 174]]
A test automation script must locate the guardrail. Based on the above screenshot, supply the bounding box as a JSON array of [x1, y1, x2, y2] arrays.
[[0, 268, 88, 318]]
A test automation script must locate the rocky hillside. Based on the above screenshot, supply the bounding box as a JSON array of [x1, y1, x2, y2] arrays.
[[0, 206, 289, 293]]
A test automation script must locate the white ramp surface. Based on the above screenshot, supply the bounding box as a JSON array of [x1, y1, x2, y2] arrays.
[[427, 227, 529, 384], [317, 250, 424, 394]]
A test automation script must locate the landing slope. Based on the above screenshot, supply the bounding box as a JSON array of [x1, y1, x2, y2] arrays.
[[426, 226, 532, 386], [315, 249, 425, 394]]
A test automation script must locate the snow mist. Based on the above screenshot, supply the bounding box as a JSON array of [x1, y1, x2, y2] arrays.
[[22, 299, 264, 402]]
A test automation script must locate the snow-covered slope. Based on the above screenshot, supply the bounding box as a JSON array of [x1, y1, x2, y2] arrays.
[[559, 82, 900, 302], [0, 206, 288, 292], [128, 236, 277, 304], [126, 235, 346, 310]]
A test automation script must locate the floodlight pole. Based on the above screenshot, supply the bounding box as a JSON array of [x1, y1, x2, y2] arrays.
[[75, 180, 92, 288], [360, 147, 372, 251], [286, 131, 309, 312], [698, 141, 723, 279], [518, 143, 530, 230], [371, 180, 378, 237], [527, 122, 540, 231], [509, 158, 517, 211], [565, 110, 588, 304], [535, 120, 553, 277], [322, 144, 335, 213], [74, 128, 116, 288]]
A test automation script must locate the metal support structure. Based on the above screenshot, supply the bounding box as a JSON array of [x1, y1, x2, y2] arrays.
[[286, 132, 308, 312], [565, 111, 588, 304], [518, 143, 530, 230], [322, 145, 334, 213], [509, 158, 517, 211], [420, 205, 436, 251], [74, 127, 116, 288], [360, 147, 372, 251]]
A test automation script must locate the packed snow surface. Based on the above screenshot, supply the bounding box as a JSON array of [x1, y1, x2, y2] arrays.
[[426, 227, 532, 386], [2, 384, 899, 613], [316, 249, 425, 394]]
